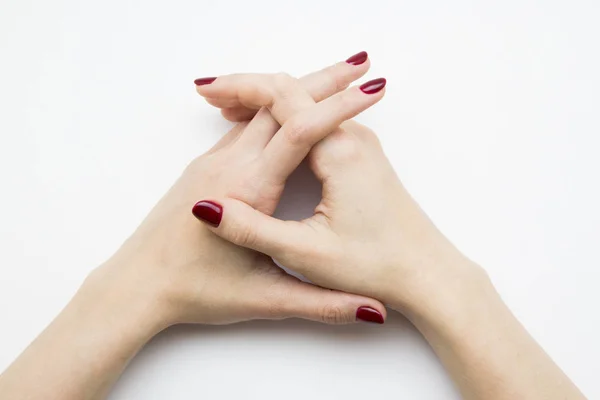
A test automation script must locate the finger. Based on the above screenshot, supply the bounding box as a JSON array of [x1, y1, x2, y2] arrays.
[[192, 198, 387, 325], [264, 275, 386, 325], [234, 107, 280, 150], [205, 97, 241, 109], [214, 56, 373, 123], [221, 107, 257, 122], [196, 72, 315, 123], [191, 198, 316, 265], [260, 78, 386, 182], [298, 51, 370, 104], [196, 53, 371, 154], [208, 54, 371, 123], [195, 51, 370, 125], [206, 121, 248, 154], [234, 56, 373, 151], [202, 73, 314, 153], [196, 52, 370, 113]]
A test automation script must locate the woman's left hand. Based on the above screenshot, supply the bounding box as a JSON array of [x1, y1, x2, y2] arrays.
[[0, 55, 390, 400]]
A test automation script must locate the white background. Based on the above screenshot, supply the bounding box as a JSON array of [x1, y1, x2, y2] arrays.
[[1, 0, 599, 398]]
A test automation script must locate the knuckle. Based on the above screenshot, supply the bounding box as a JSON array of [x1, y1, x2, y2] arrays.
[[324, 65, 348, 93], [333, 90, 354, 111], [282, 116, 311, 146], [239, 83, 265, 106], [320, 304, 346, 325], [340, 121, 382, 149], [263, 289, 287, 319], [329, 133, 362, 163], [372, 135, 383, 151], [354, 123, 378, 140], [363, 128, 382, 148], [273, 72, 297, 94], [228, 221, 258, 248], [260, 273, 290, 319], [267, 299, 285, 319], [334, 74, 349, 93]]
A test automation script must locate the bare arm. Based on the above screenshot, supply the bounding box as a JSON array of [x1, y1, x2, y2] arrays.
[[0, 58, 388, 399], [0, 270, 165, 400], [192, 74, 587, 398], [400, 263, 585, 400]]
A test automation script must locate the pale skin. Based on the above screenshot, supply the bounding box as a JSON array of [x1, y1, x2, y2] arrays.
[[0, 53, 586, 400]]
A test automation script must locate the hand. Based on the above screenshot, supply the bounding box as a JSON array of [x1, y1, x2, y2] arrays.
[[193, 73, 487, 319], [2, 53, 583, 400], [93, 56, 388, 331], [0, 55, 391, 400], [194, 71, 588, 400]]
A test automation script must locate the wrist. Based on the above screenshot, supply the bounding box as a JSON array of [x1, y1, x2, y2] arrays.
[[79, 262, 171, 341], [0, 265, 170, 399], [402, 273, 505, 347], [386, 255, 493, 325]]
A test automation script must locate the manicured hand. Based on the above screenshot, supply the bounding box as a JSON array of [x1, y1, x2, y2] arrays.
[[193, 64, 484, 318], [95, 54, 388, 330]]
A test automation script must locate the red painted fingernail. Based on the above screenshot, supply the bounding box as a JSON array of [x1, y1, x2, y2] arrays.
[[356, 307, 384, 324], [192, 200, 223, 227], [346, 51, 368, 66], [360, 78, 386, 94], [194, 77, 217, 86]]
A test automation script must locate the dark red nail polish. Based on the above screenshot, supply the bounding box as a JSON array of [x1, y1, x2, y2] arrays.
[[192, 200, 223, 227], [360, 78, 386, 94], [356, 307, 384, 324], [194, 77, 217, 86], [346, 51, 368, 66]]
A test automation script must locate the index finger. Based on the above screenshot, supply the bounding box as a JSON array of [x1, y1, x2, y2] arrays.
[[260, 78, 386, 182], [195, 51, 371, 124]]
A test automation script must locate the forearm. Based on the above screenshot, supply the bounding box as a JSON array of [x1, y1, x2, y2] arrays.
[[0, 266, 166, 400], [397, 264, 585, 400]]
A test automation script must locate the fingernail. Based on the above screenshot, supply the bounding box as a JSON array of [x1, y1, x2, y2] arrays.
[[360, 78, 386, 94], [356, 306, 384, 324], [194, 77, 217, 86], [346, 51, 368, 66], [192, 200, 223, 227]]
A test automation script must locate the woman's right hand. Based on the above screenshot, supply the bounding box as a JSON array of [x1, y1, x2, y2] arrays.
[[194, 80, 488, 320], [196, 57, 584, 400], [196, 76, 587, 400]]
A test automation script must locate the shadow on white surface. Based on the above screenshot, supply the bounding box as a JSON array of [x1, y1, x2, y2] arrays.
[[272, 159, 322, 222], [139, 311, 416, 354]]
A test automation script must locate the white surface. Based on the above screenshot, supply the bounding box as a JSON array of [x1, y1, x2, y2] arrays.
[[1, 0, 599, 398]]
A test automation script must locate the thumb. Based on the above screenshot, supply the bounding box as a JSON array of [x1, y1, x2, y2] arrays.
[[264, 274, 387, 325], [191, 198, 314, 262]]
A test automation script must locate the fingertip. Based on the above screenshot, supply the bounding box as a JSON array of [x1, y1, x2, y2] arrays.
[[191, 200, 223, 228], [359, 77, 386, 95], [363, 57, 372, 71], [356, 306, 386, 324], [194, 77, 217, 86], [345, 50, 369, 66], [336, 52, 371, 80], [317, 291, 388, 325], [195, 77, 218, 96], [337, 56, 371, 82]]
